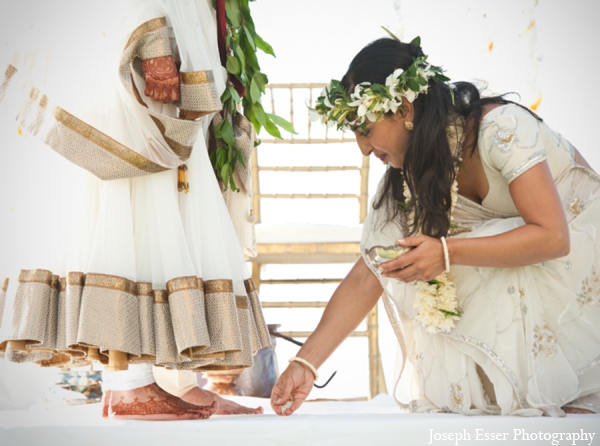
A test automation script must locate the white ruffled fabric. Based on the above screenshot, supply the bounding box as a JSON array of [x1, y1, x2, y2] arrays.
[[361, 104, 600, 416], [0, 0, 269, 371]]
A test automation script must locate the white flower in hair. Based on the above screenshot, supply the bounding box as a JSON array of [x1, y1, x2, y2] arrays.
[[348, 93, 370, 118], [404, 89, 417, 103], [308, 107, 322, 123], [308, 43, 451, 131]]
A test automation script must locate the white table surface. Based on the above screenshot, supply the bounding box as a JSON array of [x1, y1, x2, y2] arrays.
[[1, 394, 598, 446]]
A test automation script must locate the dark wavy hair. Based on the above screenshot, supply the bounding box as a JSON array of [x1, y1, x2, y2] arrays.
[[341, 38, 538, 237]]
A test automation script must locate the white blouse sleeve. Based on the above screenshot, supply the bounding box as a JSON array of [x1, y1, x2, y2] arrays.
[[479, 104, 548, 184]]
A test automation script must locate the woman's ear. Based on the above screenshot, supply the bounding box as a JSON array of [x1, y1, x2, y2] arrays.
[[394, 101, 415, 124], [402, 101, 415, 122]]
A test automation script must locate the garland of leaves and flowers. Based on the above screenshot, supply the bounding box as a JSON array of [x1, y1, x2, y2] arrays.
[[403, 179, 462, 333], [310, 36, 451, 133], [406, 117, 464, 333], [210, 0, 294, 191]]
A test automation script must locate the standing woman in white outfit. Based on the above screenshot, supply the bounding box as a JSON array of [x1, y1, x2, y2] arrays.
[[0, 0, 270, 420]]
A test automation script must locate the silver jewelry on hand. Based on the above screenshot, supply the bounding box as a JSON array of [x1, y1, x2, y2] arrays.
[[440, 236, 450, 273], [289, 357, 319, 381]]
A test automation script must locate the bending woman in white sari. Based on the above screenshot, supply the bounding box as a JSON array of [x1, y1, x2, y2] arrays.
[[271, 37, 600, 417], [0, 0, 270, 419]]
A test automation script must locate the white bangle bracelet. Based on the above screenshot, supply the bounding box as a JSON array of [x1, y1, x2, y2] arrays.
[[440, 236, 450, 273], [289, 357, 319, 381]]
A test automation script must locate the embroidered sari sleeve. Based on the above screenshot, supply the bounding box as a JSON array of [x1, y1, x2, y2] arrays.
[[479, 104, 548, 184]]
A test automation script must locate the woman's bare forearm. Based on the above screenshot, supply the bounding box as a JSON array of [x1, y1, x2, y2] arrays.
[[294, 258, 383, 369], [448, 223, 569, 268]]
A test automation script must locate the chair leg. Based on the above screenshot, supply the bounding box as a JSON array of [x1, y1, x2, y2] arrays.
[[367, 305, 387, 398], [251, 263, 262, 293]]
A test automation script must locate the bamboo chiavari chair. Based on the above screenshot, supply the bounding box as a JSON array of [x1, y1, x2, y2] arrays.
[[250, 83, 386, 398]]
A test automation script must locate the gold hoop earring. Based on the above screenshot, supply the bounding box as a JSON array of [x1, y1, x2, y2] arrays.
[[404, 121, 414, 131]]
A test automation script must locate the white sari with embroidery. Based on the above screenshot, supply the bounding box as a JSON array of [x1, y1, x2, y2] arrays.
[[361, 104, 600, 416], [0, 0, 270, 372]]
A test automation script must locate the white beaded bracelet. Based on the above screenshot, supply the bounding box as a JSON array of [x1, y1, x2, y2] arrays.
[[289, 357, 319, 381], [440, 236, 450, 273]]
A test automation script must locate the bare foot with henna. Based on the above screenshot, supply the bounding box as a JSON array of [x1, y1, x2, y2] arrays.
[[103, 383, 217, 421], [181, 386, 263, 415]]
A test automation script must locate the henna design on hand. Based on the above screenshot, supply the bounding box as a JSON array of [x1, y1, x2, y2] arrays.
[[142, 56, 180, 104]]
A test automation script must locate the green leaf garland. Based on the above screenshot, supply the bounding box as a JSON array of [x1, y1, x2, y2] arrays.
[[211, 0, 294, 191]]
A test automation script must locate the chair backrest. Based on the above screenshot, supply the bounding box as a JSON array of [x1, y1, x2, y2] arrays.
[[252, 83, 370, 225]]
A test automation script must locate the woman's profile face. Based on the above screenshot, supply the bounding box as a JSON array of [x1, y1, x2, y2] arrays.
[[352, 111, 411, 168]]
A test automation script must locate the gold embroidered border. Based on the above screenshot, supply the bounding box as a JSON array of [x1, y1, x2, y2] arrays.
[[166, 276, 199, 294], [205, 279, 233, 294], [154, 290, 169, 304], [39, 94, 48, 109], [150, 116, 193, 160], [53, 107, 167, 174], [28, 86, 39, 101], [125, 17, 167, 49], [244, 279, 257, 293], [84, 273, 137, 295], [180, 71, 215, 85], [0, 65, 17, 103], [4, 64, 17, 80], [51, 275, 60, 289], [136, 282, 153, 297], [2, 278, 8, 292], [18, 269, 53, 285], [235, 295, 248, 309], [59, 278, 66, 292], [67, 272, 85, 286]]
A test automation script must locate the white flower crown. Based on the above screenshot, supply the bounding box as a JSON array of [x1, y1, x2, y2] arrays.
[[310, 51, 451, 131]]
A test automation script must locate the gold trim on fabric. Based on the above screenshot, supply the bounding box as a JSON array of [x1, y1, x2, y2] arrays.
[[28, 86, 40, 101], [84, 273, 137, 295], [53, 107, 167, 175], [235, 295, 248, 309], [4, 64, 17, 80], [125, 17, 167, 49], [51, 275, 60, 289], [86, 347, 100, 361], [205, 279, 234, 294], [59, 278, 66, 292], [189, 347, 225, 359], [134, 354, 157, 362], [39, 94, 48, 109], [178, 109, 215, 119], [244, 279, 257, 293], [153, 290, 169, 304], [150, 116, 193, 160], [166, 276, 199, 294], [18, 269, 53, 285], [180, 71, 215, 85], [67, 272, 85, 286], [2, 278, 8, 292], [136, 282, 153, 297], [37, 353, 72, 367]]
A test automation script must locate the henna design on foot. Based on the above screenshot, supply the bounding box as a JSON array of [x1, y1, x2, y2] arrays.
[[105, 383, 217, 421], [182, 386, 264, 415]]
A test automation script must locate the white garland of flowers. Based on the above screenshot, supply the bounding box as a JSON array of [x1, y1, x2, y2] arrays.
[[405, 179, 462, 333], [309, 54, 450, 131]]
